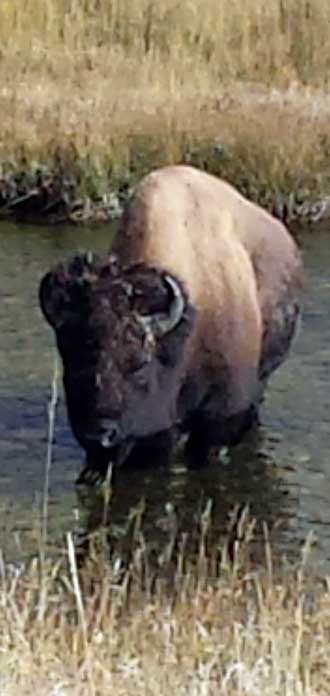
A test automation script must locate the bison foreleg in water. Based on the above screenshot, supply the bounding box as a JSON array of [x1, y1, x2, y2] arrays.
[[77, 430, 176, 484], [184, 406, 260, 468]]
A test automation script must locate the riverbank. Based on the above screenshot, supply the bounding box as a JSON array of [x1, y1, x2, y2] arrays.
[[1, 82, 330, 226], [1, 0, 330, 224], [0, 514, 328, 696]]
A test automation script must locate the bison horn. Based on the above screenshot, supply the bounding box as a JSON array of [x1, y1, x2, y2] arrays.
[[137, 275, 185, 338]]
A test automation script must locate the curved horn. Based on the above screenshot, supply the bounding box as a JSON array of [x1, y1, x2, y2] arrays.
[[137, 274, 185, 339]]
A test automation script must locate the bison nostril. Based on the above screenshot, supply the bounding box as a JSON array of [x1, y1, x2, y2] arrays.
[[99, 420, 121, 448]]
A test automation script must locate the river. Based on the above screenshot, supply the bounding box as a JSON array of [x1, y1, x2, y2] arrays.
[[0, 220, 329, 569]]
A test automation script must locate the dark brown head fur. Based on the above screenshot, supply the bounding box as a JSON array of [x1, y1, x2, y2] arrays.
[[39, 253, 195, 469]]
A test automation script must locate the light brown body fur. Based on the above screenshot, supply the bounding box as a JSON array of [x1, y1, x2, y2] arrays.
[[114, 165, 302, 423]]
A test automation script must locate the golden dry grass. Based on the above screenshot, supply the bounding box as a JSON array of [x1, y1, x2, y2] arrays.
[[0, 0, 330, 211], [0, 518, 329, 696]]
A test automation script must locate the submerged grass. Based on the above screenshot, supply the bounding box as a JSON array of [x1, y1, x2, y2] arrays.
[[1, 1, 330, 220]]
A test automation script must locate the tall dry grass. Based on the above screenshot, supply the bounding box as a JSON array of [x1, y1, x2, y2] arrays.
[[0, 0, 330, 210], [1, 0, 330, 85], [0, 512, 329, 695]]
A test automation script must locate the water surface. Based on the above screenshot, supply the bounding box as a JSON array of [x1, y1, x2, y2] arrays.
[[0, 220, 329, 568]]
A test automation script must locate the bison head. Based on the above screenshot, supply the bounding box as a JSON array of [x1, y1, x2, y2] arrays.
[[39, 253, 195, 472]]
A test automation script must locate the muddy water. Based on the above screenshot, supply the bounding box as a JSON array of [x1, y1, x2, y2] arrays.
[[0, 220, 329, 568]]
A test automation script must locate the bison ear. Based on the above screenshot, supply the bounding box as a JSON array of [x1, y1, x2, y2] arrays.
[[39, 271, 71, 330]]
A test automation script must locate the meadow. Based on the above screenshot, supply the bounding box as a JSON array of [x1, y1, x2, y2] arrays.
[[0, 0, 330, 220]]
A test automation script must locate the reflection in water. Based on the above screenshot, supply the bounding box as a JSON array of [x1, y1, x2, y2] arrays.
[[0, 221, 329, 569], [76, 427, 296, 570]]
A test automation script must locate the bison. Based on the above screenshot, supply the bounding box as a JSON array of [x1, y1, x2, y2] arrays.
[[39, 165, 303, 482]]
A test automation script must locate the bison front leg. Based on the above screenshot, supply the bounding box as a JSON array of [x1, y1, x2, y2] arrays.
[[76, 454, 109, 486], [185, 406, 260, 468], [125, 430, 176, 469]]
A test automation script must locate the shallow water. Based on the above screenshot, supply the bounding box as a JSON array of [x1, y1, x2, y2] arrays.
[[0, 220, 329, 568]]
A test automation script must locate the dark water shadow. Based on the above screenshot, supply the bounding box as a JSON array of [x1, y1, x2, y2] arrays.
[[75, 424, 299, 571]]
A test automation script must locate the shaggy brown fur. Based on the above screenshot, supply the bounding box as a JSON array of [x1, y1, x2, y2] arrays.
[[114, 165, 302, 406]]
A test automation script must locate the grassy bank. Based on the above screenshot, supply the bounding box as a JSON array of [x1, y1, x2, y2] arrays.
[[1, 0, 330, 222], [0, 517, 328, 696]]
